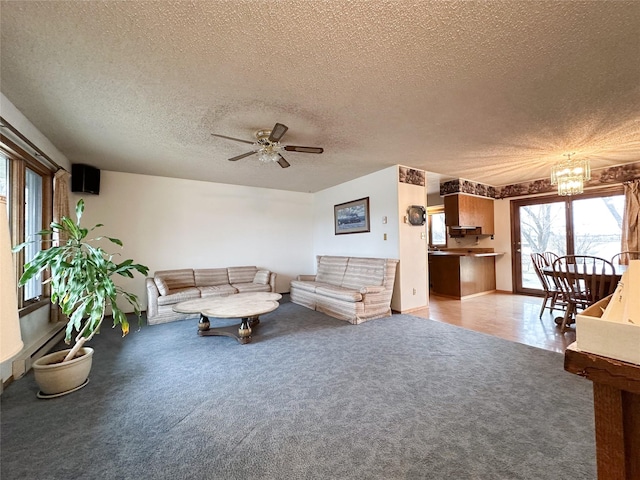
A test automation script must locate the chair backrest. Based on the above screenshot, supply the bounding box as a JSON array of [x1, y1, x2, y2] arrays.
[[551, 255, 618, 305], [530, 253, 555, 293], [611, 251, 640, 265], [541, 251, 559, 266]]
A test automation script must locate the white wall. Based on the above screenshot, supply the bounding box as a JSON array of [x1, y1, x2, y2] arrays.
[[312, 166, 400, 260], [311, 166, 429, 312], [395, 174, 428, 312], [75, 171, 315, 304], [426, 192, 443, 207], [493, 199, 513, 291]]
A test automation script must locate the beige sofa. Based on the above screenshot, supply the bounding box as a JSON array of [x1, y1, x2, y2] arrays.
[[146, 266, 276, 325], [290, 255, 399, 324]]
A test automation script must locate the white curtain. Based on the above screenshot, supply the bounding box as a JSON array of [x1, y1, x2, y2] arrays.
[[620, 179, 640, 263]]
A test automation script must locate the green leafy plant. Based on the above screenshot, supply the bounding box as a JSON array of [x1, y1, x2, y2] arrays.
[[13, 199, 148, 363]]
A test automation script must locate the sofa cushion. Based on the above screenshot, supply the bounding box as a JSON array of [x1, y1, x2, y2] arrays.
[[232, 283, 272, 293], [154, 269, 195, 296], [194, 268, 229, 287], [157, 287, 200, 306], [341, 257, 385, 290], [290, 279, 320, 293], [316, 256, 348, 286], [253, 270, 270, 285], [198, 285, 237, 297], [154, 277, 170, 296], [314, 284, 362, 303], [228, 266, 258, 284]]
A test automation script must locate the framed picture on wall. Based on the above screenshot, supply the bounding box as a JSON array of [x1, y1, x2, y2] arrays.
[[334, 197, 370, 235]]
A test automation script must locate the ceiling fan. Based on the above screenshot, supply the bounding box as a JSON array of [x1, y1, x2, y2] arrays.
[[212, 123, 323, 168]]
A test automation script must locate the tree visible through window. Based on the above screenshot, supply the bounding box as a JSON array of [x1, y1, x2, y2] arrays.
[[514, 189, 625, 292]]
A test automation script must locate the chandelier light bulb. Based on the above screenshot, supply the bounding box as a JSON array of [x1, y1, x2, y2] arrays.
[[550, 153, 591, 196]]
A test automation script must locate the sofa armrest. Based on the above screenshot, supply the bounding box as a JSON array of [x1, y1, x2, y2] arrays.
[[360, 285, 394, 309], [146, 278, 160, 318], [297, 275, 316, 281], [359, 285, 386, 295], [269, 272, 277, 292]]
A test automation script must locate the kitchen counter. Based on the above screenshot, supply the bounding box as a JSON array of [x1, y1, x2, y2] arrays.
[[429, 250, 504, 258], [429, 249, 504, 299]]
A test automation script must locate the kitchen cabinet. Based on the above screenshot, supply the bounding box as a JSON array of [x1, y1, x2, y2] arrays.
[[428, 249, 504, 299], [444, 194, 494, 235]]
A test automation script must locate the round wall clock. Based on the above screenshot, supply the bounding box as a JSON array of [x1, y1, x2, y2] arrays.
[[407, 205, 426, 226]]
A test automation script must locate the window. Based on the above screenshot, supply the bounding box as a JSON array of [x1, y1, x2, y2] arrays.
[[427, 206, 447, 248], [24, 168, 44, 301], [512, 187, 625, 294], [1, 136, 53, 311], [0, 155, 7, 197]]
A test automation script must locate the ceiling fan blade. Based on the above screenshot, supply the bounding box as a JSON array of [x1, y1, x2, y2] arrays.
[[228, 151, 257, 162], [268, 123, 288, 143], [212, 133, 255, 145], [276, 155, 290, 168], [284, 146, 324, 154]]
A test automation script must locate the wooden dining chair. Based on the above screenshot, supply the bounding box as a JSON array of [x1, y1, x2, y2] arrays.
[[541, 251, 559, 266], [611, 251, 640, 265], [551, 255, 618, 332], [530, 253, 564, 319]]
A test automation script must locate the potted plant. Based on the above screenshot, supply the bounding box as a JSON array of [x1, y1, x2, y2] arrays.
[[13, 199, 148, 397]]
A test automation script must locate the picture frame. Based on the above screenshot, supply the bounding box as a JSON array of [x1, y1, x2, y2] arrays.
[[334, 197, 370, 235]]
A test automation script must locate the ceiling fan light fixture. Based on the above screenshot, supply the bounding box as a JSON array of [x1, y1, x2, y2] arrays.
[[212, 122, 323, 168], [550, 153, 591, 196], [254, 140, 283, 163]]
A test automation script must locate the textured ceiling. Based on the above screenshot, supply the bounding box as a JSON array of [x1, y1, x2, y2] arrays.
[[1, 1, 639, 194]]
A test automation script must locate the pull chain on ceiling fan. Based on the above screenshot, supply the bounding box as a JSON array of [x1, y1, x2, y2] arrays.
[[212, 123, 323, 168]]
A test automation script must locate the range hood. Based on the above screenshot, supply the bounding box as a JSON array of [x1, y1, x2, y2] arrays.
[[448, 226, 483, 237]]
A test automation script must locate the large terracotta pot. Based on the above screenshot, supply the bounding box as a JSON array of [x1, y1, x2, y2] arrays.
[[32, 347, 94, 398]]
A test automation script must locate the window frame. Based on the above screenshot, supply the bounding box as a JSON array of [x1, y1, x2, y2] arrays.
[[0, 134, 54, 314]]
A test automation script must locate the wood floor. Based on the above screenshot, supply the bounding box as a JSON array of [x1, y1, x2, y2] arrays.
[[411, 291, 576, 354]]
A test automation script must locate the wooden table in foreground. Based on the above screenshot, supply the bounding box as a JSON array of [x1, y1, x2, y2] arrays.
[[173, 292, 282, 344], [564, 343, 640, 480]]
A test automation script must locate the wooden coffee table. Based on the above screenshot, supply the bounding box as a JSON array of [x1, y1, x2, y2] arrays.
[[173, 292, 282, 344]]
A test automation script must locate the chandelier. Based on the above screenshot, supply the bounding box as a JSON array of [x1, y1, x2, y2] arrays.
[[550, 153, 591, 196]]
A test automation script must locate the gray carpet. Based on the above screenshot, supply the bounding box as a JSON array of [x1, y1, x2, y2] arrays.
[[1, 297, 596, 480]]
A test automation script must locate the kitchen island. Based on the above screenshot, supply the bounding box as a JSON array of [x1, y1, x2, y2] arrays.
[[428, 248, 504, 299]]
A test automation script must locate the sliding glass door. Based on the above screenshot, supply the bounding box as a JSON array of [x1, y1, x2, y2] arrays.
[[512, 187, 624, 295], [516, 201, 567, 290]]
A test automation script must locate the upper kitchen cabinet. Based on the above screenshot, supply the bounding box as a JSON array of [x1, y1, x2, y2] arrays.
[[444, 193, 494, 236]]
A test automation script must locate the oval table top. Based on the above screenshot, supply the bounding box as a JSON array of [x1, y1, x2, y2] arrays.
[[174, 292, 282, 318]]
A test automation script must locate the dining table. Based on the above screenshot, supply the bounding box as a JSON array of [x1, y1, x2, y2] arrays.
[[541, 263, 627, 328], [541, 263, 628, 278]]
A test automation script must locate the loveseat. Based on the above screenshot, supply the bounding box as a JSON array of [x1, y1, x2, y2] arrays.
[[146, 266, 276, 325], [290, 255, 399, 324]]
